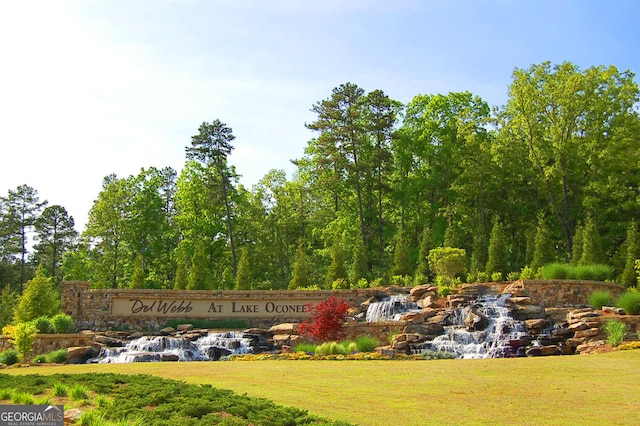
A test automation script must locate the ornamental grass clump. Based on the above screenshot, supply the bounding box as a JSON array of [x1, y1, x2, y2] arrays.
[[588, 290, 612, 310], [355, 335, 379, 352], [615, 291, 640, 315], [603, 320, 628, 346]]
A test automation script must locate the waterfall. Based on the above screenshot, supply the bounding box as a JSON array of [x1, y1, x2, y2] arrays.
[[366, 294, 422, 322], [94, 332, 256, 363], [418, 294, 526, 359]]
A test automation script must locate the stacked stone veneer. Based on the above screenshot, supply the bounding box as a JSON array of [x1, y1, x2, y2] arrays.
[[61, 281, 375, 331], [61, 279, 627, 333], [0, 334, 91, 355]]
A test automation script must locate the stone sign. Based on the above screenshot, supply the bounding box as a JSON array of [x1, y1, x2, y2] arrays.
[[111, 297, 316, 318]]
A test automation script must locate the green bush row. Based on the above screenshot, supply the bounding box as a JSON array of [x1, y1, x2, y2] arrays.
[[27, 313, 75, 334], [588, 289, 640, 315], [32, 349, 68, 364], [295, 335, 380, 355], [540, 263, 614, 281]]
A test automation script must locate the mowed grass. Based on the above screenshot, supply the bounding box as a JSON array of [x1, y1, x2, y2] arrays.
[[5, 351, 640, 426]]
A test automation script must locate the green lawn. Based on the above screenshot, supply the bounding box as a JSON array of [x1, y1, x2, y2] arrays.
[[4, 351, 640, 426]]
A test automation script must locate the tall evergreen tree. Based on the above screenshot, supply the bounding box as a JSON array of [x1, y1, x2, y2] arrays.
[[580, 215, 602, 265], [621, 221, 638, 286], [289, 241, 310, 290], [392, 226, 412, 277], [485, 217, 507, 277], [571, 223, 584, 266], [325, 237, 347, 288], [33, 205, 77, 284], [186, 119, 239, 277], [531, 214, 554, 271], [350, 236, 368, 285], [234, 247, 251, 290], [1, 185, 47, 292], [415, 225, 433, 282]]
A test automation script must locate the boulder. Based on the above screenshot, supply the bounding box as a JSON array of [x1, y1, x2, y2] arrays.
[[576, 340, 608, 354], [464, 308, 489, 332], [507, 297, 532, 305], [525, 345, 559, 357], [421, 308, 441, 320], [399, 311, 425, 323], [602, 306, 625, 315], [565, 337, 586, 347], [567, 322, 588, 331], [159, 327, 175, 336], [512, 305, 546, 320], [573, 328, 599, 339], [269, 323, 300, 334], [271, 334, 293, 346], [403, 322, 445, 337], [418, 296, 439, 309], [409, 284, 435, 301], [176, 324, 193, 332], [67, 346, 99, 363], [93, 335, 124, 347], [524, 319, 550, 331], [65, 408, 83, 424]]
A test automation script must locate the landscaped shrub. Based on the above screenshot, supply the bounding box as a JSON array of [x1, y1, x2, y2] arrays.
[[540, 263, 570, 279], [355, 335, 379, 352], [573, 264, 614, 281], [491, 272, 503, 282], [32, 354, 47, 364], [2, 322, 38, 362], [588, 291, 612, 310], [616, 291, 640, 315], [52, 382, 67, 397], [30, 316, 52, 334], [294, 342, 317, 353], [50, 313, 76, 334], [0, 349, 19, 365], [506, 271, 520, 281], [315, 341, 348, 356], [70, 384, 89, 401], [519, 266, 535, 280], [299, 297, 351, 342], [603, 320, 628, 346], [45, 349, 68, 364]]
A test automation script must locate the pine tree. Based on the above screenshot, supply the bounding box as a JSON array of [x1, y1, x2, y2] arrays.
[[580, 215, 602, 265], [130, 254, 146, 289], [415, 225, 433, 281], [621, 221, 638, 287], [350, 237, 368, 285], [234, 247, 251, 290], [571, 223, 583, 266], [531, 214, 554, 271], [392, 226, 412, 277], [326, 237, 347, 289], [289, 242, 310, 290], [187, 241, 208, 290], [485, 217, 507, 278], [174, 249, 188, 290]]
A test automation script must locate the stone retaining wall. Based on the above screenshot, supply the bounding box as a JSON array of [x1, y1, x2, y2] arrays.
[[0, 334, 91, 356], [60, 279, 627, 332]]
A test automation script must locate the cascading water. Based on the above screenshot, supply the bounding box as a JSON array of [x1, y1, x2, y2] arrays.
[[420, 294, 526, 359], [94, 331, 256, 363], [366, 294, 422, 322], [366, 293, 526, 359]]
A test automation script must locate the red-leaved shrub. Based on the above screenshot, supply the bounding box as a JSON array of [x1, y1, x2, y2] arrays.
[[299, 297, 351, 342]]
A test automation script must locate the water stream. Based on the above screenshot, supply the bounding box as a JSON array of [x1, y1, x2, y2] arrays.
[[93, 331, 256, 363], [367, 293, 526, 359]]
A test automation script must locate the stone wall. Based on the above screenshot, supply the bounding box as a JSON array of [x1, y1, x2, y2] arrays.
[[0, 334, 92, 356], [61, 281, 380, 331], [507, 280, 626, 307]]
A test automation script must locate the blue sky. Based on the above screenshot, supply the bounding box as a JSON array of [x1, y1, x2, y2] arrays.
[[1, 0, 638, 232]]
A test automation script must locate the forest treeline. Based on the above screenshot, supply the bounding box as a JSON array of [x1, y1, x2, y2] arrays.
[[1, 61, 640, 294]]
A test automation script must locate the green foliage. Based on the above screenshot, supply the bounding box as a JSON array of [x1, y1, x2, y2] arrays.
[[355, 335, 379, 352], [416, 226, 433, 281], [571, 224, 584, 266], [350, 237, 368, 285], [355, 278, 369, 289], [485, 218, 507, 276], [70, 384, 89, 400], [580, 215, 603, 266], [14, 269, 59, 323], [289, 241, 310, 290], [506, 271, 520, 281], [326, 237, 348, 289], [531, 214, 554, 271], [32, 354, 47, 364], [44, 349, 68, 364], [50, 313, 76, 334], [621, 221, 638, 287], [0, 349, 19, 365], [588, 291, 612, 310], [0, 388, 14, 399], [491, 272, 503, 282], [519, 266, 535, 280], [0, 373, 347, 425], [540, 263, 613, 281], [390, 275, 412, 286], [12, 391, 35, 405], [603, 320, 628, 346], [392, 227, 412, 277], [0, 285, 17, 330], [331, 278, 349, 290], [2, 322, 37, 362], [234, 247, 251, 290], [293, 342, 317, 353], [615, 291, 640, 315], [52, 382, 68, 397], [29, 316, 52, 334], [428, 247, 467, 282]]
